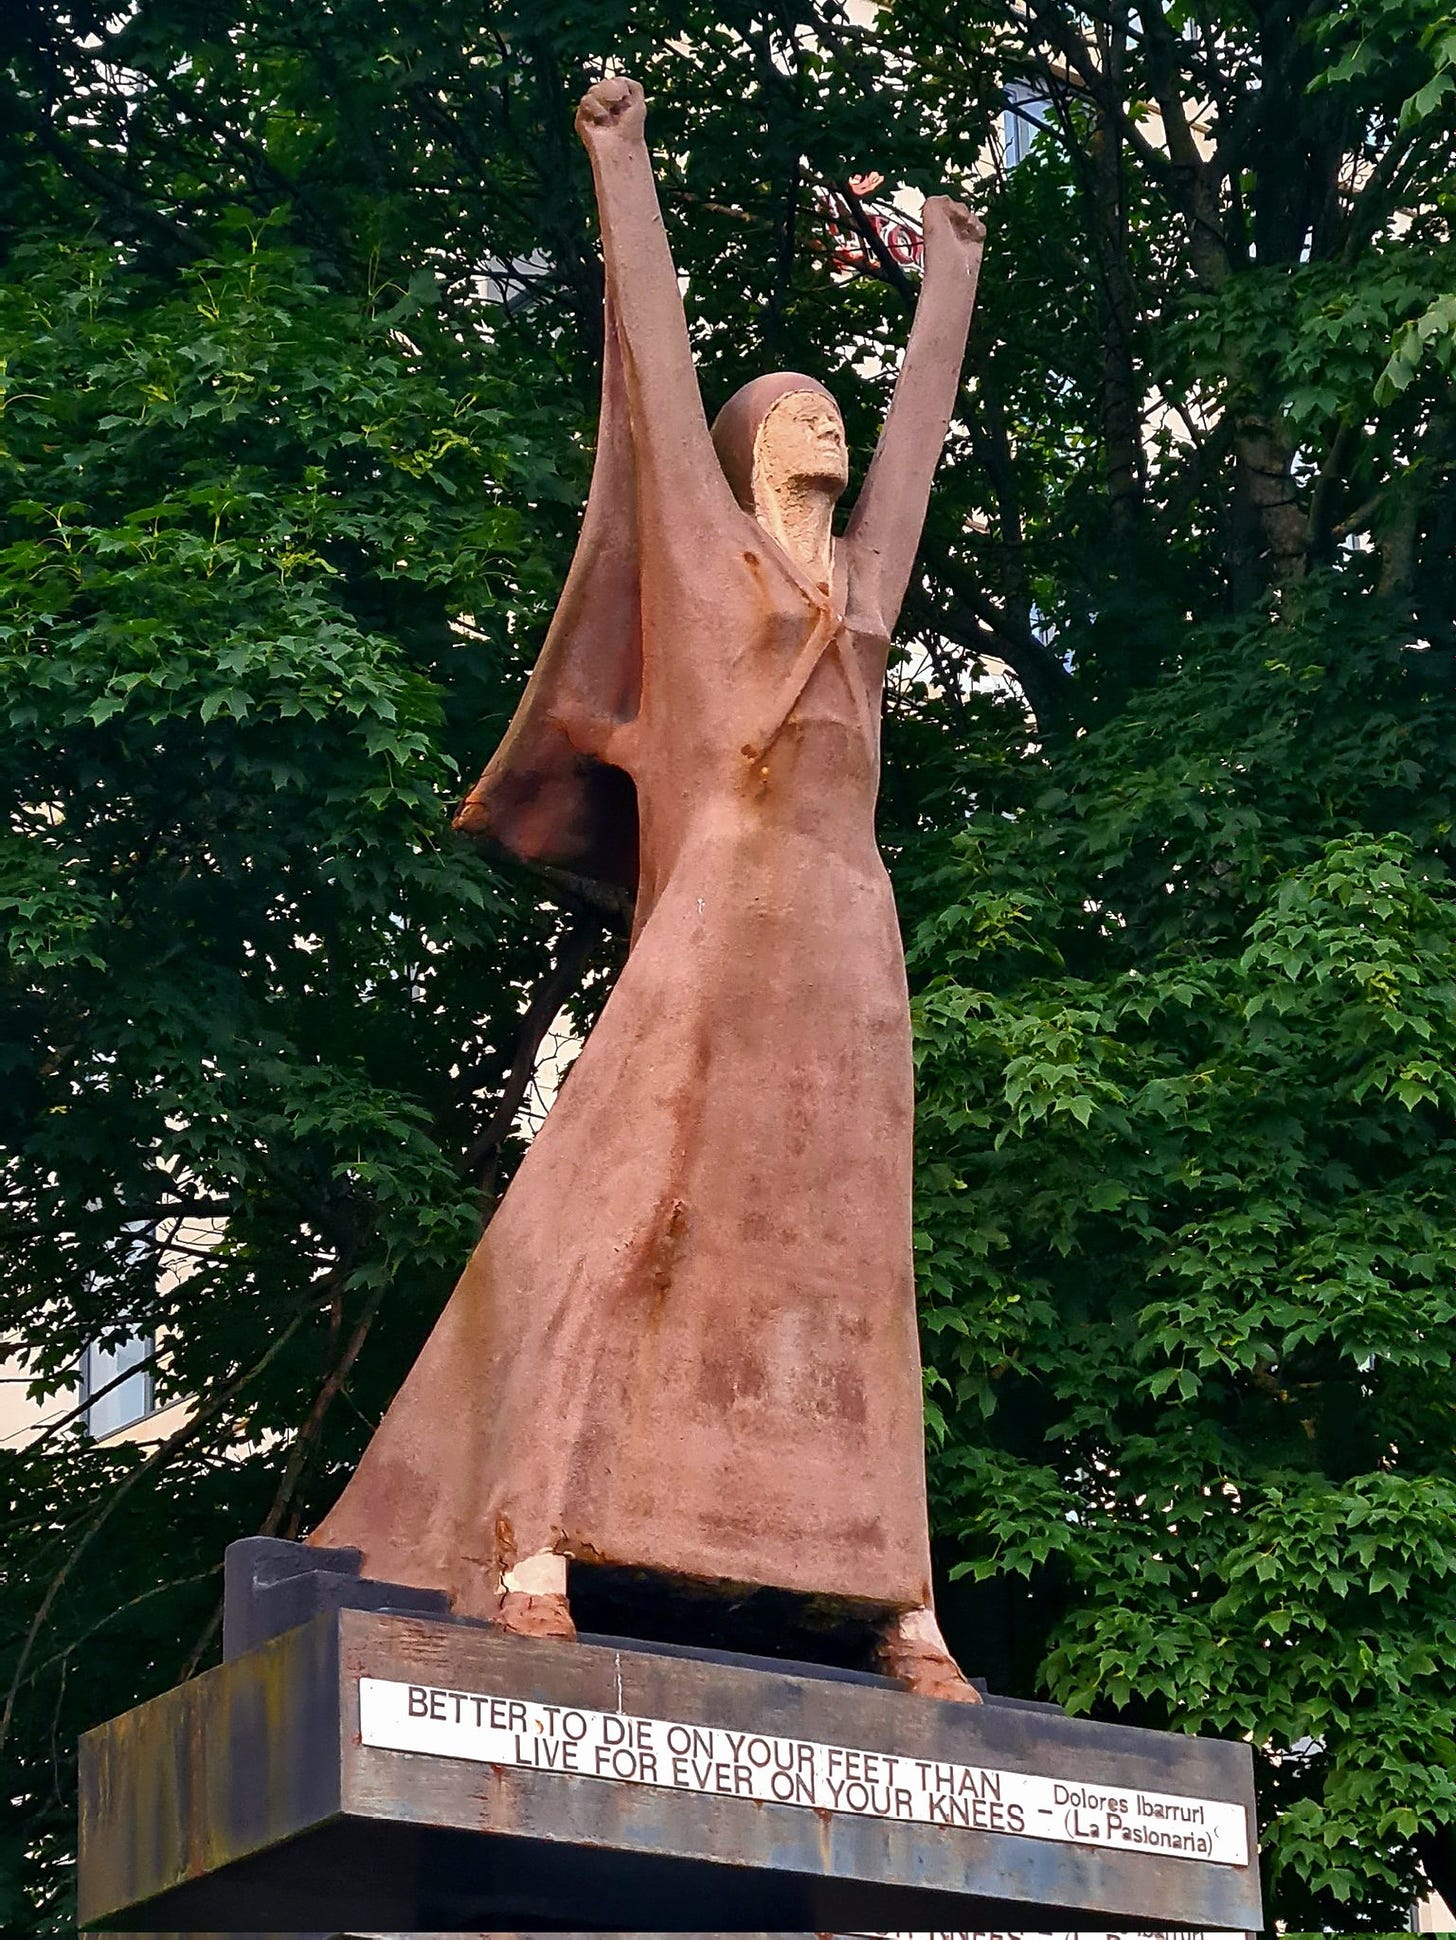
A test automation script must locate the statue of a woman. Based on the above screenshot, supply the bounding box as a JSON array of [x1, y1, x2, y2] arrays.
[[311, 76, 986, 1700]]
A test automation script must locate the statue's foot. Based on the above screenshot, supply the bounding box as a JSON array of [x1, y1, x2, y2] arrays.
[[876, 1607, 983, 1703], [494, 1550, 576, 1641], [496, 1589, 578, 1640]]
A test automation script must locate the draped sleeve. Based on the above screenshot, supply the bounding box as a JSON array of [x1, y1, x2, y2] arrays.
[[453, 293, 642, 893]]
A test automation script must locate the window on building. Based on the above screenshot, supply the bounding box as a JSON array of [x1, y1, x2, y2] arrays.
[[1004, 81, 1053, 167], [79, 1330, 154, 1439], [476, 249, 554, 315]]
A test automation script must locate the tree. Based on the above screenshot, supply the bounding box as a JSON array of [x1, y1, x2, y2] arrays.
[[882, 0, 1456, 1925], [1, 0, 1453, 1929]]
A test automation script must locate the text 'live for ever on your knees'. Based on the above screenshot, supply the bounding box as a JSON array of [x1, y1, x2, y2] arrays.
[[357, 1676, 1250, 1867]]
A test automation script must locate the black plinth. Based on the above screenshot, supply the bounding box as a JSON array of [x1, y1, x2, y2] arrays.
[[79, 1568, 1263, 1935]]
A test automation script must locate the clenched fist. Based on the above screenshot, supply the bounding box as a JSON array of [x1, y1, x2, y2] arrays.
[[576, 75, 647, 146], [921, 195, 987, 268]]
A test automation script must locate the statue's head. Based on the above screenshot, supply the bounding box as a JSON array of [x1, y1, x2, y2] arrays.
[[711, 373, 848, 531]]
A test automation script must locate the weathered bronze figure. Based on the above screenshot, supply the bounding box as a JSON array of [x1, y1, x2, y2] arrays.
[[312, 76, 985, 1699]]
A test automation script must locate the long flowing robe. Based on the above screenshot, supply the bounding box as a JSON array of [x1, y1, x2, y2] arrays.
[[311, 136, 978, 1622]]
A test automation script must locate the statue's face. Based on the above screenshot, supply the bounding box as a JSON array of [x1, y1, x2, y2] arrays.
[[757, 391, 849, 498]]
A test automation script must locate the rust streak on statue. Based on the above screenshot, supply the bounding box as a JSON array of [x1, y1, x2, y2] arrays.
[[310, 75, 987, 1700]]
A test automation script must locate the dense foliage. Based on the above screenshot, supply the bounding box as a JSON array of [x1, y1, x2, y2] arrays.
[[2, 0, 1453, 1928]]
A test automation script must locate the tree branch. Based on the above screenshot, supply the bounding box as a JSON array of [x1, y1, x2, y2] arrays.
[[461, 912, 605, 1188], [832, 179, 918, 315], [0, 1304, 310, 1752]]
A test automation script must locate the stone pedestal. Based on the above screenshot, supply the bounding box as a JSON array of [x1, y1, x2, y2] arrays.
[[79, 1584, 1262, 1933]]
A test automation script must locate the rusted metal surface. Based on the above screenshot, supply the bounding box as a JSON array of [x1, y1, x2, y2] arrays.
[[223, 1534, 450, 1661], [82, 1926, 1260, 1939], [78, 1610, 343, 1926], [79, 1608, 1262, 1930]]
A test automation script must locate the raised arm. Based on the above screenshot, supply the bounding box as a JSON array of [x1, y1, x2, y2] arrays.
[[846, 197, 986, 631], [576, 77, 730, 519]]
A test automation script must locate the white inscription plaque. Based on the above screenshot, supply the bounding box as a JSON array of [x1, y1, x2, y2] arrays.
[[357, 1676, 1249, 1868]]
